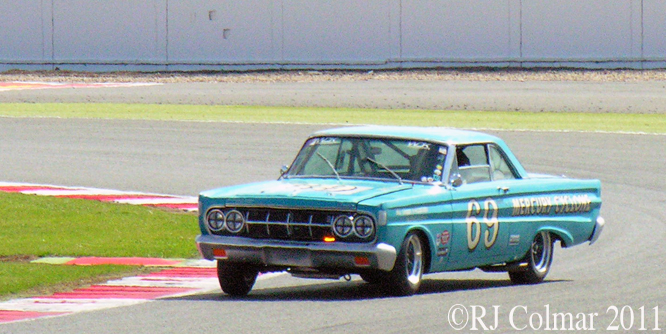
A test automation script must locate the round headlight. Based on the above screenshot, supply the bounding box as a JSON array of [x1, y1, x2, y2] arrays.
[[225, 210, 245, 233], [353, 215, 375, 238], [333, 215, 354, 238], [206, 209, 226, 232]]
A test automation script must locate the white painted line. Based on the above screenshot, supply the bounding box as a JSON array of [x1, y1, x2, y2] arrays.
[[177, 259, 216, 268], [102, 277, 220, 289], [21, 189, 128, 196], [0, 298, 147, 313]]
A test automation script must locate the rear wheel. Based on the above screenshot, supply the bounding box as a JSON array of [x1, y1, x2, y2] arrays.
[[383, 232, 424, 296], [217, 261, 258, 296], [509, 231, 553, 284], [360, 270, 384, 285]]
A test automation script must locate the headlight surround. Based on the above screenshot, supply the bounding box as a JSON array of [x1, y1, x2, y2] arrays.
[[353, 215, 375, 238], [225, 210, 246, 233], [333, 214, 375, 240], [206, 209, 226, 232], [333, 215, 354, 238]]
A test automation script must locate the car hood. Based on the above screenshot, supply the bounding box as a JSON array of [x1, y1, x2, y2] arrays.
[[526, 173, 561, 179], [199, 178, 413, 210]]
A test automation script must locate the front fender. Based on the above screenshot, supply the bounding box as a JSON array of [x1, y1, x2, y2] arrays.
[[380, 222, 436, 272]]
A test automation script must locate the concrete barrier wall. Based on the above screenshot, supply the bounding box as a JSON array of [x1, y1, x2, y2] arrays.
[[1, 0, 664, 70], [0, 1, 51, 62]]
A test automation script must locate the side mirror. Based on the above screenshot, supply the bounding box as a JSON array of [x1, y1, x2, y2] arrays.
[[279, 165, 290, 177], [450, 174, 463, 188]]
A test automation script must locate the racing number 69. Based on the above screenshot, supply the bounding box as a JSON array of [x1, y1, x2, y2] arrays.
[[466, 198, 499, 251]]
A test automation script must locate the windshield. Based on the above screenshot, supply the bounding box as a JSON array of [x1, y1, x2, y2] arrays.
[[285, 137, 448, 183]]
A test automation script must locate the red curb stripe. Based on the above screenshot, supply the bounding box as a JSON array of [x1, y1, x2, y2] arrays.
[[41, 286, 196, 300], [65, 257, 182, 266], [0, 310, 68, 323], [0, 183, 198, 212], [148, 203, 198, 210], [0, 186, 67, 192]]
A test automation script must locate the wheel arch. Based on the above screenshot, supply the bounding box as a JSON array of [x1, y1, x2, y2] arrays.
[[536, 226, 574, 248]]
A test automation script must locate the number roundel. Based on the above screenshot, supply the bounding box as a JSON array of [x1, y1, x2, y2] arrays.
[[466, 198, 499, 251]]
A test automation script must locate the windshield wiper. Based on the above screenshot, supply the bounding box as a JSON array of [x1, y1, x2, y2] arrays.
[[366, 157, 403, 185], [316, 152, 341, 181]]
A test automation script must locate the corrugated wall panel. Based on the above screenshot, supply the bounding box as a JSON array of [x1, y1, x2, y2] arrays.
[[0, 1, 50, 61], [401, 0, 516, 60], [52, 0, 166, 62], [522, 0, 634, 60], [1, 0, 664, 70], [167, 0, 276, 63], [643, 0, 666, 59], [281, 0, 391, 63]]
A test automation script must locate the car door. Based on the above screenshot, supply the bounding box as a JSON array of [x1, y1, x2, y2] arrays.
[[446, 143, 519, 270]]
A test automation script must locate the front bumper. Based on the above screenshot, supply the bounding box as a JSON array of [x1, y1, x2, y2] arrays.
[[196, 235, 397, 271]]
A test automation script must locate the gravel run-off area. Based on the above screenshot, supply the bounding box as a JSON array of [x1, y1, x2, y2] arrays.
[[2, 69, 666, 83]]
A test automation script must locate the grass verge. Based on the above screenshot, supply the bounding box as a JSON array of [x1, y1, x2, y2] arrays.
[[0, 192, 199, 300], [0, 103, 664, 134]]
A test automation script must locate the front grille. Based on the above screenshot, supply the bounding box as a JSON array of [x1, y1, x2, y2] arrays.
[[213, 208, 342, 242]]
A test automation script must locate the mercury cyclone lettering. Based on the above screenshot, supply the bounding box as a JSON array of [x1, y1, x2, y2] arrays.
[[512, 195, 591, 216]]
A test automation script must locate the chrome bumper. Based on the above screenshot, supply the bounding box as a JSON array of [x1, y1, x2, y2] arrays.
[[196, 235, 397, 271], [589, 216, 605, 245]]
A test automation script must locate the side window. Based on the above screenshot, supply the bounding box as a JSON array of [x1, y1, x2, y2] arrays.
[[489, 145, 517, 180], [455, 144, 491, 184]]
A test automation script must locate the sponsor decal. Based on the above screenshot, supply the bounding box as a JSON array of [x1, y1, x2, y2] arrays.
[[407, 141, 431, 150], [309, 137, 340, 145], [395, 207, 429, 216], [437, 230, 451, 246], [511, 194, 592, 217], [437, 247, 450, 257], [509, 234, 521, 246]]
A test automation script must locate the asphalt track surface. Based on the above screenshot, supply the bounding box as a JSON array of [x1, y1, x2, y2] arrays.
[[1, 81, 665, 333]]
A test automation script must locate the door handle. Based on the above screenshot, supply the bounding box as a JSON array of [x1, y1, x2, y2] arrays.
[[497, 186, 510, 194]]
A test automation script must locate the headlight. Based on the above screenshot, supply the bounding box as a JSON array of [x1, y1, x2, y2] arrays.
[[333, 215, 354, 238], [353, 215, 375, 238], [225, 210, 246, 233], [206, 209, 226, 232]]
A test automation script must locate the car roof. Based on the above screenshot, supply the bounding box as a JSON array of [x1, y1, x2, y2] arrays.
[[311, 126, 501, 145]]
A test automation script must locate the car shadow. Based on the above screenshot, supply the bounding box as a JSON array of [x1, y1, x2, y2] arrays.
[[171, 277, 570, 302]]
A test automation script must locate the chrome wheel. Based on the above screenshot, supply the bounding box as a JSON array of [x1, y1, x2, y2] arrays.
[[384, 232, 425, 296], [405, 234, 424, 285], [509, 231, 553, 285], [531, 231, 552, 274]]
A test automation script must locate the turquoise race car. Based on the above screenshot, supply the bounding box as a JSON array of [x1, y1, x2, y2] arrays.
[[196, 126, 604, 296]]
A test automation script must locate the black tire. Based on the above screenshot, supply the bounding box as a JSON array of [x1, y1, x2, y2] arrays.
[[217, 261, 258, 296], [509, 231, 553, 285], [360, 270, 384, 285], [383, 232, 425, 296]]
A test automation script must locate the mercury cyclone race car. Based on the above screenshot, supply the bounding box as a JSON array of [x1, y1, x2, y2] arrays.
[[196, 126, 604, 296]]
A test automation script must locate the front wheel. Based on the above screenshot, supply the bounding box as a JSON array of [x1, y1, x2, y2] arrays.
[[383, 232, 425, 296], [509, 231, 553, 284], [217, 261, 258, 296]]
